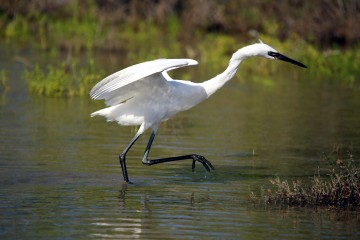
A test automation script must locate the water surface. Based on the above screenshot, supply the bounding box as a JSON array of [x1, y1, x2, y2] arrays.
[[1, 47, 360, 239]]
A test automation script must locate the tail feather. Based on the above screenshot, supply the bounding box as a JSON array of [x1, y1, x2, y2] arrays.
[[91, 105, 119, 118], [91, 104, 144, 126]]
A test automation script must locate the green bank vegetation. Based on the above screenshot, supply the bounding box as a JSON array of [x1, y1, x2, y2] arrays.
[[1, 1, 360, 96], [22, 32, 360, 96], [249, 147, 360, 208], [23, 59, 103, 97]]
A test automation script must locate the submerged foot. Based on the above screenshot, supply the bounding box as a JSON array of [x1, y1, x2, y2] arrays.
[[190, 154, 215, 172]]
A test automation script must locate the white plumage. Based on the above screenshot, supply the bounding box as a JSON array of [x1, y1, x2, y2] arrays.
[[90, 58, 205, 131], [90, 41, 307, 183]]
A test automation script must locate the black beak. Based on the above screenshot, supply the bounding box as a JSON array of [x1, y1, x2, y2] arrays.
[[268, 51, 307, 68]]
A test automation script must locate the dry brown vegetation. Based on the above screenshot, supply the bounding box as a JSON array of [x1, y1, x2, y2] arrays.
[[249, 146, 360, 208]]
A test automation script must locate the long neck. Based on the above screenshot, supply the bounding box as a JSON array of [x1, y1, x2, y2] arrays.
[[200, 48, 249, 97], [200, 59, 241, 97]]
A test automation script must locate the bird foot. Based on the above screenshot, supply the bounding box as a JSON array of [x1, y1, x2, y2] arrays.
[[190, 154, 215, 172]]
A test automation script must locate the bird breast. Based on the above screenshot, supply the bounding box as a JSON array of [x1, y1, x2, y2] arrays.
[[160, 80, 208, 117]]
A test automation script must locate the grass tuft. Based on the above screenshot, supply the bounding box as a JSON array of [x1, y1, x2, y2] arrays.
[[249, 146, 360, 208]]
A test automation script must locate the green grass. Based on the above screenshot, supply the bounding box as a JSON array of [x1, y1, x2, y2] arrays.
[[21, 34, 360, 97], [23, 59, 104, 97], [6, 7, 357, 96], [1, 1, 359, 91]]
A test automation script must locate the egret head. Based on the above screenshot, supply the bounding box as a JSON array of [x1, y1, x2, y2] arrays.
[[232, 41, 307, 68]]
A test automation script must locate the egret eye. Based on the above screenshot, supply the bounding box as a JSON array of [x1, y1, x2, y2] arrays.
[[268, 51, 279, 58]]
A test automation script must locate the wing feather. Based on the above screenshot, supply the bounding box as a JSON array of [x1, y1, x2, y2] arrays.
[[89, 59, 198, 102]]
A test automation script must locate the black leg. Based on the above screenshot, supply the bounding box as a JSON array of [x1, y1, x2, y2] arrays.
[[142, 131, 215, 172], [119, 133, 141, 183], [144, 154, 215, 172]]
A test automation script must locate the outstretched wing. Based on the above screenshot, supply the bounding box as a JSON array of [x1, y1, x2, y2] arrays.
[[90, 58, 198, 106]]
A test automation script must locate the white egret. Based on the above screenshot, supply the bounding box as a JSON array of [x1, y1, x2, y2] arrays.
[[90, 41, 307, 183]]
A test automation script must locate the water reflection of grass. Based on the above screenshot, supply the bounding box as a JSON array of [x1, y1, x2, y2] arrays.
[[0, 70, 8, 91], [249, 146, 360, 208]]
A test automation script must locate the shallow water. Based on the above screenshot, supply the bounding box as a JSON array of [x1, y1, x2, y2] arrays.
[[1, 47, 360, 239]]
